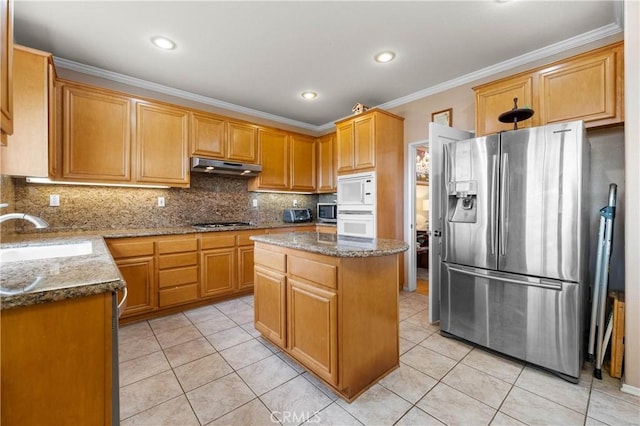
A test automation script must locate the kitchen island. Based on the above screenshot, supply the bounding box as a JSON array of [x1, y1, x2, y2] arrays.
[[250, 231, 408, 402]]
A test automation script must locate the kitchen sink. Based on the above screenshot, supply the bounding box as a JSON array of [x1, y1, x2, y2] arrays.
[[0, 241, 93, 263]]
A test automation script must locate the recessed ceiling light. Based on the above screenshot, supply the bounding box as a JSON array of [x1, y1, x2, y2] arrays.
[[301, 91, 318, 100], [151, 36, 176, 50], [374, 51, 396, 63]]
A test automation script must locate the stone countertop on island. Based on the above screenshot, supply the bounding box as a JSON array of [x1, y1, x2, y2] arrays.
[[0, 236, 125, 310], [251, 232, 409, 258]]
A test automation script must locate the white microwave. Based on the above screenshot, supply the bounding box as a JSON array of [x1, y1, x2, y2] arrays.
[[337, 171, 376, 209]]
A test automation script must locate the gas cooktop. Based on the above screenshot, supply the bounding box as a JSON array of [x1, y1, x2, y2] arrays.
[[191, 222, 254, 229]]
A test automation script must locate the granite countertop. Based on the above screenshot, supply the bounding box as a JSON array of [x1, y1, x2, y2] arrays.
[[0, 236, 125, 310], [0, 222, 330, 309], [251, 232, 409, 258]]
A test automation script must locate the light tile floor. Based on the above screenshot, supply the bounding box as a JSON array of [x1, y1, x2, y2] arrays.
[[119, 291, 640, 426]]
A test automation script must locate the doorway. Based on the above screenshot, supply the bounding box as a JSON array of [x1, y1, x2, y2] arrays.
[[404, 140, 430, 293]]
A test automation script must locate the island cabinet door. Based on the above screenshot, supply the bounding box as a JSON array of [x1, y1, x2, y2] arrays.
[[254, 265, 287, 348], [287, 278, 338, 386]]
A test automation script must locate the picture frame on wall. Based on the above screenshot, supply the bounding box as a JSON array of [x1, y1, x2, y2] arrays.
[[431, 108, 452, 127]]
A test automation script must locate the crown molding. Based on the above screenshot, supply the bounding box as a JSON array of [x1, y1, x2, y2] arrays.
[[53, 22, 623, 133], [377, 23, 623, 112], [52, 57, 321, 132]]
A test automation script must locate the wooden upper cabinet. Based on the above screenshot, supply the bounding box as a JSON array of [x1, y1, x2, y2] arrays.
[[191, 112, 226, 158], [190, 113, 257, 164], [474, 74, 536, 136], [354, 115, 375, 170], [538, 44, 623, 127], [249, 127, 289, 191], [60, 82, 132, 182], [317, 132, 336, 193], [336, 112, 378, 173], [1, 0, 13, 144], [336, 121, 354, 173], [474, 41, 623, 136], [290, 134, 316, 192], [1, 46, 55, 178], [135, 101, 190, 187], [227, 121, 257, 163]]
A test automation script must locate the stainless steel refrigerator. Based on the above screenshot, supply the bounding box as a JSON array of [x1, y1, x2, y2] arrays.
[[440, 120, 590, 382]]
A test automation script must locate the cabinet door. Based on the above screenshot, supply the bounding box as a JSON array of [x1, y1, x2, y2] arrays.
[[135, 101, 189, 187], [201, 248, 236, 297], [336, 121, 354, 173], [115, 257, 156, 317], [538, 47, 621, 127], [228, 121, 257, 163], [1, 293, 114, 425], [474, 74, 536, 137], [191, 112, 226, 158], [316, 133, 336, 193], [288, 278, 338, 385], [2, 46, 53, 177], [254, 265, 287, 348], [252, 128, 289, 190], [290, 134, 316, 192], [237, 246, 254, 290], [1, 0, 13, 142], [60, 83, 132, 182], [354, 115, 375, 170]]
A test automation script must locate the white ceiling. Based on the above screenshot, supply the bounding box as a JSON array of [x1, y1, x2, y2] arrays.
[[14, 1, 622, 131]]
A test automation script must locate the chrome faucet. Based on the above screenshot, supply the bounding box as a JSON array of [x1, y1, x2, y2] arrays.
[[0, 204, 49, 229]]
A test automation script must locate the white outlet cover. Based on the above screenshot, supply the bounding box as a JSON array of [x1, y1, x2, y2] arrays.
[[158, 196, 165, 207], [49, 194, 60, 207], [252, 199, 258, 207]]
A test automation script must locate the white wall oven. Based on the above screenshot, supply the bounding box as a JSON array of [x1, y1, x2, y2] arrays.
[[337, 210, 376, 239]]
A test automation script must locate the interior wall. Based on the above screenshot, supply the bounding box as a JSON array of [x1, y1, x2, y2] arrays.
[[623, 0, 639, 391]]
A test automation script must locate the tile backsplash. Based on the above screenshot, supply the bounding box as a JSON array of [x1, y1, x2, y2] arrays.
[[3, 174, 323, 233]]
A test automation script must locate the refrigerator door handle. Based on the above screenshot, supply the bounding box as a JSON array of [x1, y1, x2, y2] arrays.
[[490, 154, 498, 255], [500, 153, 510, 256], [447, 264, 563, 291], [442, 143, 450, 222]]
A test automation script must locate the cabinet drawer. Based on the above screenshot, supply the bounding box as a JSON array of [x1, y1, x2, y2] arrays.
[[159, 283, 199, 307], [237, 230, 264, 246], [158, 252, 198, 270], [288, 256, 337, 290], [201, 234, 236, 250], [158, 266, 198, 288], [254, 247, 286, 272], [157, 238, 198, 254], [107, 240, 154, 258]]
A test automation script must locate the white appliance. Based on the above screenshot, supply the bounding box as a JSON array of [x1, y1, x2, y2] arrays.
[[337, 171, 375, 209], [337, 172, 376, 238]]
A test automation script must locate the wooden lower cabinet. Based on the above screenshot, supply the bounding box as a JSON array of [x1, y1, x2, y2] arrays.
[[254, 264, 287, 347], [237, 245, 255, 290], [201, 247, 236, 297], [1, 292, 116, 425], [108, 228, 268, 322], [106, 237, 156, 318], [253, 241, 400, 401], [288, 278, 338, 385]]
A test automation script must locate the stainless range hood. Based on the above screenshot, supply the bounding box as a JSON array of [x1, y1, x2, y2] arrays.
[[191, 157, 262, 177]]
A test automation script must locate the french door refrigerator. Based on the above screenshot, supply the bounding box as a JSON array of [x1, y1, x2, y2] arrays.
[[440, 120, 589, 382]]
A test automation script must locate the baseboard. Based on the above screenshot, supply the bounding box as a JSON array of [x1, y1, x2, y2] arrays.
[[621, 381, 640, 396]]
